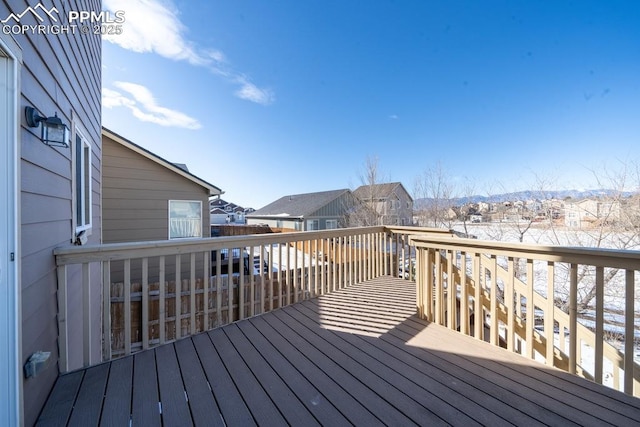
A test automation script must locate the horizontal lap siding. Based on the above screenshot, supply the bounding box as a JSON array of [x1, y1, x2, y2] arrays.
[[102, 135, 211, 243], [4, 0, 102, 424]]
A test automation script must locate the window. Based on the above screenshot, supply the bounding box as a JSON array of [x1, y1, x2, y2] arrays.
[[325, 219, 338, 229], [169, 200, 202, 239], [307, 219, 319, 231], [74, 128, 92, 232]]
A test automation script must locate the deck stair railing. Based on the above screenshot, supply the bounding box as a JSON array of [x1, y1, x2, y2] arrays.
[[53, 226, 449, 373], [410, 234, 640, 397]]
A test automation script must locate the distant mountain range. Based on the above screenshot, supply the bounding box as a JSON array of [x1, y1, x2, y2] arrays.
[[414, 189, 635, 208]]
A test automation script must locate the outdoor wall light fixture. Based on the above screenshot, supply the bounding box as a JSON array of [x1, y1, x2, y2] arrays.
[[25, 106, 70, 148]]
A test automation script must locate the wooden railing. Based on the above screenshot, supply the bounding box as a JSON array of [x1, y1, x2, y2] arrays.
[[410, 234, 640, 397], [53, 226, 450, 372]]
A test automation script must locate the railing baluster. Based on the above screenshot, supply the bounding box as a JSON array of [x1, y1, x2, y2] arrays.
[[103, 260, 111, 362], [259, 244, 265, 315], [460, 252, 468, 335], [506, 257, 515, 352], [322, 238, 327, 293], [447, 250, 455, 330], [595, 266, 604, 383], [159, 256, 165, 344], [190, 253, 196, 334], [526, 258, 534, 359], [473, 252, 482, 340], [332, 237, 337, 290], [278, 243, 283, 305], [216, 250, 222, 327], [249, 245, 255, 316], [434, 250, 443, 324], [124, 259, 131, 355], [285, 242, 291, 306], [142, 258, 149, 350], [203, 251, 209, 330], [240, 246, 245, 320], [489, 255, 498, 346], [545, 261, 555, 366], [569, 263, 578, 374], [229, 247, 234, 322], [624, 269, 635, 395], [293, 241, 299, 303], [82, 262, 91, 366], [175, 255, 181, 340]]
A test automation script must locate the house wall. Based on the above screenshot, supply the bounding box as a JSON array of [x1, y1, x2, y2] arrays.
[[102, 135, 211, 243], [392, 185, 413, 226], [2, 1, 103, 424], [307, 191, 355, 229]]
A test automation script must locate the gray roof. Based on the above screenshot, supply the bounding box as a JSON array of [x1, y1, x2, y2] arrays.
[[248, 189, 351, 218], [353, 182, 412, 201]]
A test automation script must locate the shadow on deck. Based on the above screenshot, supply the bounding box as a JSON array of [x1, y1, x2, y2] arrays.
[[38, 276, 640, 426]]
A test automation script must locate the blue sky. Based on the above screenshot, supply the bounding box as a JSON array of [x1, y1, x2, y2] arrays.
[[102, 0, 640, 208]]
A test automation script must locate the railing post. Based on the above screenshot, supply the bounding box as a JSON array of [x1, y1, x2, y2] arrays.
[[56, 265, 69, 373]]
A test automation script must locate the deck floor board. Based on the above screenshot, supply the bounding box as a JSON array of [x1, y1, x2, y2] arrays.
[[38, 276, 640, 426]]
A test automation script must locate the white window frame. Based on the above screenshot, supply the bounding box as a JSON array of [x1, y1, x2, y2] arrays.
[[169, 200, 203, 239], [73, 126, 92, 234], [325, 219, 338, 229], [306, 219, 319, 231]]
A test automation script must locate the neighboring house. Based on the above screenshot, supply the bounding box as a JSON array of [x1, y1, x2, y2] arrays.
[[247, 189, 355, 231], [1, 3, 102, 425], [353, 182, 414, 226], [210, 207, 230, 225], [209, 198, 253, 224], [565, 198, 621, 228], [102, 128, 223, 243]]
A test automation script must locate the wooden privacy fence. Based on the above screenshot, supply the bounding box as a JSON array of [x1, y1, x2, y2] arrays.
[[54, 226, 451, 372], [410, 234, 640, 397]]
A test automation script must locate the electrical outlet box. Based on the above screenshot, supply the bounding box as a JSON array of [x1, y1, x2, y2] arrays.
[[24, 351, 51, 379]]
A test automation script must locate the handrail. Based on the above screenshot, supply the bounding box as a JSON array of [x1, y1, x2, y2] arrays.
[[410, 234, 640, 397]]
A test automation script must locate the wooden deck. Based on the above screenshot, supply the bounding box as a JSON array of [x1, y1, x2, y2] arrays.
[[38, 276, 640, 426]]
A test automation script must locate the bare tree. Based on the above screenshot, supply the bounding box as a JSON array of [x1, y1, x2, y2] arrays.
[[413, 161, 456, 228], [348, 156, 388, 226]]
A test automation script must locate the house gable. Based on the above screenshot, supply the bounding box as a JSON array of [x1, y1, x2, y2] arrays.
[[102, 131, 219, 242]]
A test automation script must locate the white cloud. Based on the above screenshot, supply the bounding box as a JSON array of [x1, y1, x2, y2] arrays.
[[235, 78, 275, 106], [102, 82, 201, 130], [103, 0, 273, 105]]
